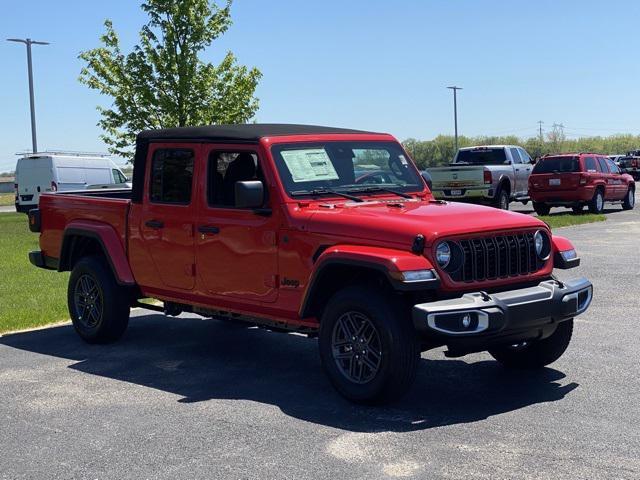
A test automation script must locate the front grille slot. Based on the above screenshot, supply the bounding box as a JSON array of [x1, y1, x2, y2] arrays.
[[450, 232, 541, 283]]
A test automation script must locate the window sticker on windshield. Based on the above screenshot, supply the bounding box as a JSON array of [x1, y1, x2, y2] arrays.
[[398, 154, 408, 165], [281, 148, 339, 182]]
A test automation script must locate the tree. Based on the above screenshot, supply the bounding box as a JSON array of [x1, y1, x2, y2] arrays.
[[79, 0, 262, 159]]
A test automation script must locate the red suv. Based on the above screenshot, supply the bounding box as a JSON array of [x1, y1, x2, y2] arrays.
[[529, 153, 635, 215]]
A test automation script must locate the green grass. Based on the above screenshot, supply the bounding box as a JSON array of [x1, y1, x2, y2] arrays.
[[0, 213, 69, 334], [538, 212, 606, 229], [0, 193, 15, 206]]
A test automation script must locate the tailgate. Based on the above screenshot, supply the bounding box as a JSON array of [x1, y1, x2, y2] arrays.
[[428, 166, 486, 189], [530, 173, 581, 191]]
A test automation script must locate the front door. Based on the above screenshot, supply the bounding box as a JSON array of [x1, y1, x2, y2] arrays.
[[139, 143, 199, 290], [195, 145, 278, 303]]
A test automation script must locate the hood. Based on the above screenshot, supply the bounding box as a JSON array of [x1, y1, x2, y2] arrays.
[[302, 199, 546, 247]]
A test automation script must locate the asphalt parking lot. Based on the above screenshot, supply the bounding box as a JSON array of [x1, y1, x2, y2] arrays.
[[1, 197, 639, 479]]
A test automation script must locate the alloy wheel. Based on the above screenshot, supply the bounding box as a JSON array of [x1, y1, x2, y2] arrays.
[[331, 311, 383, 384], [73, 274, 103, 328]]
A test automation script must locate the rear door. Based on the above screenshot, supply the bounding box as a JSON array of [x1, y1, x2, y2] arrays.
[[517, 148, 534, 195], [509, 148, 526, 195], [138, 143, 199, 290], [16, 157, 53, 206]]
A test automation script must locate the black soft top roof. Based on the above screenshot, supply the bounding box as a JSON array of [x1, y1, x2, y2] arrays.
[[137, 123, 380, 142]]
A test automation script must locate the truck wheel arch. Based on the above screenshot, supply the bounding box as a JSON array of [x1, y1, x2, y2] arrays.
[[299, 245, 438, 319], [59, 223, 136, 286]]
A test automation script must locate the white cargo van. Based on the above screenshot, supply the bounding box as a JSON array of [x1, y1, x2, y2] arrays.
[[14, 153, 130, 213]]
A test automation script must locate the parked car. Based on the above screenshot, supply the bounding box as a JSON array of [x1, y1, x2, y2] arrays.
[[428, 145, 534, 210], [14, 152, 130, 213], [28, 124, 592, 404], [608, 154, 625, 166], [529, 153, 635, 215], [617, 155, 640, 180]]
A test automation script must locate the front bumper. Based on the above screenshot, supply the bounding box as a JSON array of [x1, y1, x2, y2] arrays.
[[412, 278, 592, 339]]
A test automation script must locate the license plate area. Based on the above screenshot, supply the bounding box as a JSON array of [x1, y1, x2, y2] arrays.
[[549, 178, 561, 186], [450, 189, 463, 196]]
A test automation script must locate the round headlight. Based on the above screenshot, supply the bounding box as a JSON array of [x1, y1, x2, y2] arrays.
[[436, 242, 451, 268], [534, 230, 551, 260]]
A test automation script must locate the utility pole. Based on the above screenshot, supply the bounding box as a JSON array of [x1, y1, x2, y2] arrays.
[[447, 86, 462, 152], [7, 38, 50, 153], [537, 120, 544, 142]]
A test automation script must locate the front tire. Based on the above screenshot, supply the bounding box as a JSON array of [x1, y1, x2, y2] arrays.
[[622, 187, 635, 210], [319, 285, 419, 404], [68, 256, 130, 344], [489, 320, 573, 369]]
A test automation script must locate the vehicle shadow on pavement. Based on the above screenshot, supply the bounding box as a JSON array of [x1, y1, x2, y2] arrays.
[[0, 314, 578, 433]]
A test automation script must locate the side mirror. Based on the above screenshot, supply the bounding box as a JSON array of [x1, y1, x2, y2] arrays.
[[235, 180, 264, 208]]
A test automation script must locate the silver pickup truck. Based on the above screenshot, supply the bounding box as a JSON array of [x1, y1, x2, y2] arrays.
[[428, 145, 534, 210]]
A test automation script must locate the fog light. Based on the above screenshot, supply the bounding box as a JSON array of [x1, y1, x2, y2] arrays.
[[400, 269, 437, 282], [560, 249, 577, 261], [461, 313, 471, 328]]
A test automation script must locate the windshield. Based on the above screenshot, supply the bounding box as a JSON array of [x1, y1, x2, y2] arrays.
[[271, 141, 424, 197], [455, 148, 507, 165], [533, 156, 580, 174]]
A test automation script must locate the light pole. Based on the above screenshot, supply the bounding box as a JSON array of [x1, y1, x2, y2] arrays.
[[447, 86, 462, 152], [7, 38, 50, 153]]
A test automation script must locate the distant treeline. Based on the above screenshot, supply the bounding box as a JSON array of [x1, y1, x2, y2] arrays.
[[403, 134, 640, 169]]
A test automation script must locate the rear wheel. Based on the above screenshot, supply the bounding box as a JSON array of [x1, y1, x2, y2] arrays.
[[533, 202, 551, 216], [489, 320, 573, 369], [588, 189, 604, 213], [68, 256, 130, 344], [622, 187, 635, 210], [494, 188, 510, 210], [319, 285, 419, 404]]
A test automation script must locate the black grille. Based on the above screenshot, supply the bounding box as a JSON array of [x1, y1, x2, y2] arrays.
[[448, 232, 543, 283]]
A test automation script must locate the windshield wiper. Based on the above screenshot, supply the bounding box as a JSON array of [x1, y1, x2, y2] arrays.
[[290, 188, 364, 202], [345, 185, 413, 199]]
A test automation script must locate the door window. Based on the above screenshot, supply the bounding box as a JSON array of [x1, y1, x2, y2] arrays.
[[149, 149, 194, 204], [518, 148, 531, 164], [597, 157, 610, 173], [207, 151, 261, 207], [606, 159, 621, 174], [112, 169, 127, 183], [509, 148, 522, 164], [584, 157, 597, 172]]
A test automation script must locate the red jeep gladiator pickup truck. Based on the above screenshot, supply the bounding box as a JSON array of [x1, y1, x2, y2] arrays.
[[28, 124, 593, 403]]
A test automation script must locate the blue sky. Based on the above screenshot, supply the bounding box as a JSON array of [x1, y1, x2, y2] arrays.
[[2, 0, 640, 171]]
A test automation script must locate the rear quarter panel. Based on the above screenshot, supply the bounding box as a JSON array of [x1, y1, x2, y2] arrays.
[[39, 193, 130, 261]]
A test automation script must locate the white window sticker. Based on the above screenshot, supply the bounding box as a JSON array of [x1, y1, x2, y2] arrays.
[[281, 148, 339, 182]]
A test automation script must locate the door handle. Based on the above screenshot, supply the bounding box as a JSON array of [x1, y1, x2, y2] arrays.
[[145, 219, 164, 229], [198, 225, 220, 235]]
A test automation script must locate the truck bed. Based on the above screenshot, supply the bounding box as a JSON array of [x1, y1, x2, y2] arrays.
[[38, 190, 132, 263]]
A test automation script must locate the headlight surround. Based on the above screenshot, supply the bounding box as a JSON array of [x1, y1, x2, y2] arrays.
[[435, 242, 451, 268], [534, 230, 551, 260]]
